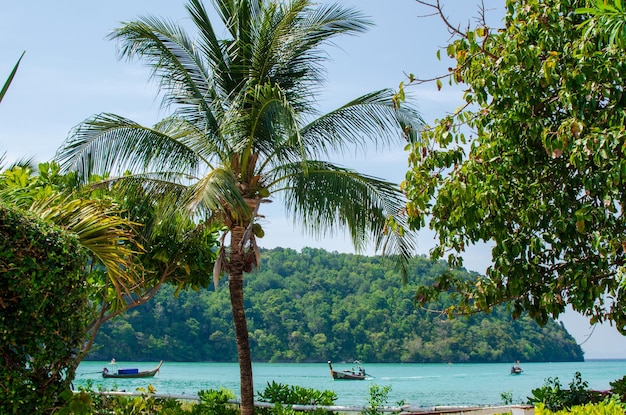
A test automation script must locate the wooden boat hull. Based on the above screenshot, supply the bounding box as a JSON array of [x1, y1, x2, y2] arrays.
[[328, 361, 367, 380], [103, 361, 162, 378], [330, 370, 366, 380]]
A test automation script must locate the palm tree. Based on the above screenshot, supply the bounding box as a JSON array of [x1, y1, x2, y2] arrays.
[[56, 0, 423, 413]]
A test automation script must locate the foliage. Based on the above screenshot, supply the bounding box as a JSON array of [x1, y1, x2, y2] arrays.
[[609, 375, 626, 400], [535, 396, 626, 415], [0, 161, 140, 297], [98, 387, 186, 415], [56, 0, 423, 413], [87, 247, 583, 363], [577, 0, 626, 48], [60, 385, 191, 415], [0, 161, 220, 362], [192, 388, 239, 415], [361, 384, 393, 415], [0, 50, 24, 104], [500, 391, 513, 405], [257, 381, 337, 415], [403, 0, 626, 331], [527, 371, 605, 411], [59, 383, 337, 415], [0, 203, 92, 415], [57, 388, 94, 415]]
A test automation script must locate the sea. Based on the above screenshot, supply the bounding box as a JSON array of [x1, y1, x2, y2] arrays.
[[74, 360, 626, 408]]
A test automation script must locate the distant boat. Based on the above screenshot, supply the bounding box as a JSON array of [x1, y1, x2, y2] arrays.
[[102, 361, 163, 378], [328, 361, 369, 380], [510, 363, 523, 375]]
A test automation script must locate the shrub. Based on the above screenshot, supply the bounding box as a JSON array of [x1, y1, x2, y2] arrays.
[[535, 396, 626, 414], [609, 375, 626, 400], [361, 384, 394, 415], [192, 388, 240, 415], [257, 381, 337, 415], [59, 384, 196, 415], [0, 203, 92, 414], [527, 371, 604, 411]]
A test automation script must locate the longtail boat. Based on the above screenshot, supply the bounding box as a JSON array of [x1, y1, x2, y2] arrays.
[[328, 361, 369, 380], [102, 361, 163, 378]]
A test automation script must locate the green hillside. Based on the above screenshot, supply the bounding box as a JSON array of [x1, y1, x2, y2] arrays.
[[86, 247, 584, 363]]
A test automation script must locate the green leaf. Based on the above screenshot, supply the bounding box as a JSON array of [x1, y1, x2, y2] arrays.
[[0, 51, 25, 105]]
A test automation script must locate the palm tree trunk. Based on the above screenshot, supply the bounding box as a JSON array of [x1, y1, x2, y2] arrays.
[[228, 225, 254, 415]]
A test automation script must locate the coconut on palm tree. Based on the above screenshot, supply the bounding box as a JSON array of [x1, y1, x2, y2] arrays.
[[56, 0, 423, 413]]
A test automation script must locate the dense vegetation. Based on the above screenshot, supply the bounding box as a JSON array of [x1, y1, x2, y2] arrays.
[[0, 203, 91, 414], [87, 247, 583, 363], [404, 0, 626, 330]]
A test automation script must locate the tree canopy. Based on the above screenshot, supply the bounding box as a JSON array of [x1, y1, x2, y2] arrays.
[[88, 247, 584, 363], [403, 0, 626, 331]]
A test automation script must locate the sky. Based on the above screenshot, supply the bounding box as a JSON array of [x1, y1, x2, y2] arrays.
[[2, 0, 625, 359]]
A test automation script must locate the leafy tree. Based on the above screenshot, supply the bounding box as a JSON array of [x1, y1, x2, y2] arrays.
[[56, 0, 422, 413], [0, 162, 220, 362], [403, 0, 626, 331]]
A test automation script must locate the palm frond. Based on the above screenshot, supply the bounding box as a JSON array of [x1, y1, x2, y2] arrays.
[[56, 113, 202, 182], [298, 89, 424, 160], [109, 16, 220, 132], [0, 51, 25, 105], [184, 166, 249, 222], [3, 156, 38, 172], [187, 0, 237, 97], [221, 82, 301, 169], [274, 160, 410, 248], [29, 194, 141, 297], [211, 0, 262, 44], [274, 160, 416, 276], [248, 0, 373, 113]]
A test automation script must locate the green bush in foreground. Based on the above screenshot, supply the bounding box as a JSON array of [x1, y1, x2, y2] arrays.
[[61, 382, 342, 414], [256, 381, 337, 415], [527, 371, 605, 411], [609, 375, 626, 401], [192, 388, 239, 415], [60, 385, 231, 415], [0, 204, 91, 415], [60, 380, 626, 415], [535, 397, 626, 414]]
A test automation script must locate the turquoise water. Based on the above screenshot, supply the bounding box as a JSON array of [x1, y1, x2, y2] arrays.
[[75, 360, 626, 407]]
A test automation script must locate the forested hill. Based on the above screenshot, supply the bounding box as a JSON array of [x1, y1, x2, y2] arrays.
[[87, 247, 584, 363]]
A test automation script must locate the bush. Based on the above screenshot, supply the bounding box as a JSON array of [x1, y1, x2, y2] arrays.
[[192, 388, 240, 415], [257, 381, 337, 415], [0, 204, 92, 414], [535, 396, 626, 414], [59, 384, 196, 415], [62, 383, 335, 414], [362, 384, 394, 415], [609, 375, 626, 400], [527, 371, 604, 411]]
